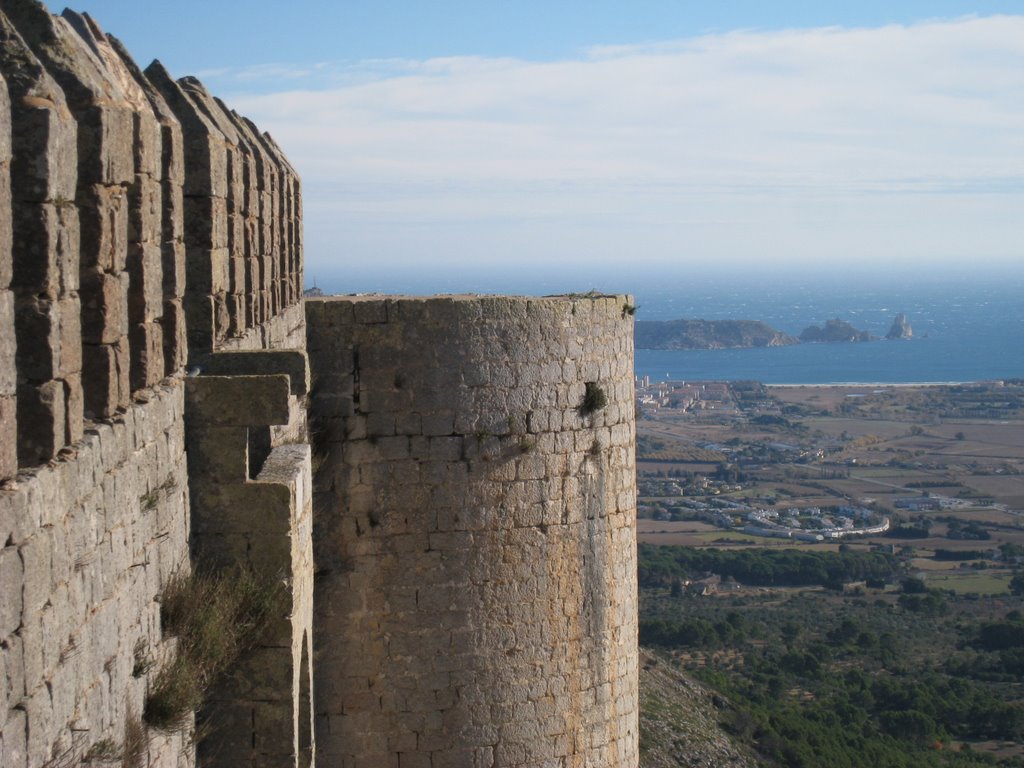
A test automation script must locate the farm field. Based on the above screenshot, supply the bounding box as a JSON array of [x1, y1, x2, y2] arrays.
[[637, 380, 1024, 562]]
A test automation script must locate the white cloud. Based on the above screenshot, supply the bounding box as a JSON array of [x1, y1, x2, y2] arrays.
[[225, 16, 1024, 277]]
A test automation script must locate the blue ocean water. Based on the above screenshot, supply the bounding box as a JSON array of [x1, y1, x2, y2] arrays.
[[631, 273, 1024, 384], [313, 267, 1024, 385]]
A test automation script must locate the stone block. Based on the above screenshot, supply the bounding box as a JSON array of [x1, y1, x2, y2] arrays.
[[161, 298, 187, 374], [128, 173, 161, 244], [185, 424, 248, 485], [14, 295, 63, 381], [129, 321, 164, 390], [201, 350, 309, 395], [1, 44, 78, 205], [160, 120, 185, 186], [228, 209, 245, 261], [0, 395, 16, 480], [183, 195, 228, 250], [185, 375, 290, 427], [20, 529, 52, 616], [82, 338, 130, 419], [244, 290, 258, 329], [57, 294, 83, 378], [16, 379, 64, 465], [10, 201, 79, 297], [0, 71, 9, 163], [227, 292, 244, 337], [0, 289, 13, 392], [0, 85, 8, 290], [253, 700, 294, 755], [77, 103, 136, 187], [1, 708, 26, 768], [80, 268, 128, 345], [178, 76, 239, 143], [185, 246, 229, 293], [190, 480, 293, 536], [161, 238, 186, 298], [62, 371, 83, 445], [78, 183, 129, 272], [129, 97, 163, 177], [183, 292, 216, 353], [353, 300, 388, 325], [0, 544, 23, 638], [126, 242, 163, 324], [229, 255, 246, 293]]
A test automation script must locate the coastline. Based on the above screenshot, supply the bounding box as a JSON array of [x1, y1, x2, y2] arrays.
[[765, 381, 983, 388]]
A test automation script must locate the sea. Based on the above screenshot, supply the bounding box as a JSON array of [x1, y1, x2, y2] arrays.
[[311, 267, 1024, 386]]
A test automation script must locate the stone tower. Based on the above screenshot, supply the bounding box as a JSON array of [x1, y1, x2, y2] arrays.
[[307, 295, 639, 766]]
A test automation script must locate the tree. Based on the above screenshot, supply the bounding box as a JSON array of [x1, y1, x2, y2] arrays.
[[879, 709, 938, 746], [1009, 571, 1024, 597], [902, 577, 927, 594], [781, 621, 801, 646], [670, 577, 683, 598]]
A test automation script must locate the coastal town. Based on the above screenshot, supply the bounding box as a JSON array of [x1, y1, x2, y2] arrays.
[[635, 377, 1024, 549]]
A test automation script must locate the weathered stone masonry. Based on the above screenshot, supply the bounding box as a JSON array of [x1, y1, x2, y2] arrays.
[[1, 3, 639, 768], [1, 3, 308, 767], [307, 295, 639, 767]]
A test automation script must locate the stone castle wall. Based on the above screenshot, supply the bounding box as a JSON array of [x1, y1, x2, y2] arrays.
[[306, 295, 639, 767], [1, 4, 640, 768], [0, 2, 308, 767], [0, 381, 191, 767]]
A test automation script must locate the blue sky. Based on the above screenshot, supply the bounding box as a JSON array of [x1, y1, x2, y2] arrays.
[[66, 1, 1024, 290]]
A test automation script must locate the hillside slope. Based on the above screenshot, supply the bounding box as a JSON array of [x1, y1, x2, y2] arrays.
[[639, 651, 761, 768]]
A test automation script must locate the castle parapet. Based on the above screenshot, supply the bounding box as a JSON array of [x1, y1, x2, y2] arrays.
[[306, 294, 639, 767], [0, 0, 303, 478], [0, 4, 308, 766]]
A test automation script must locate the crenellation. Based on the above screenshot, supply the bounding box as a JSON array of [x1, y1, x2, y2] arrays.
[[63, 14, 167, 393], [0, 5, 641, 768], [175, 77, 247, 340], [1, 10, 82, 465], [228, 112, 265, 327], [108, 37, 190, 375], [4, 0, 136, 421], [214, 103, 261, 333], [0, 6, 311, 764]]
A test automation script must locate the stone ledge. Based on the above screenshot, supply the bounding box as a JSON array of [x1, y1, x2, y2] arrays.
[[200, 349, 309, 395], [185, 374, 290, 427]]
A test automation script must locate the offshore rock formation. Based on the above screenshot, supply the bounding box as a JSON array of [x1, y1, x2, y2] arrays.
[[799, 318, 875, 343], [887, 312, 913, 340], [0, 3, 640, 767], [635, 319, 798, 350]]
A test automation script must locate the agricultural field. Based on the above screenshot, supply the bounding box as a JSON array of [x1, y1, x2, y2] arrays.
[[636, 380, 1024, 560], [635, 381, 1024, 766]]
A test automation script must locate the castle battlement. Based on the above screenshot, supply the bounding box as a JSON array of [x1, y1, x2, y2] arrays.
[[0, 3, 638, 766]]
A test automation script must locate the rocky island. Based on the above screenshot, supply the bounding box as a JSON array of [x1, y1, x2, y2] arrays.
[[636, 314, 913, 350], [887, 312, 913, 339], [799, 318, 875, 343], [634, 319, 799, 350]]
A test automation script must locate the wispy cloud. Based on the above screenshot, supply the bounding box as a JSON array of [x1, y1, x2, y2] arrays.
[[224, 16, 1024, 275]]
